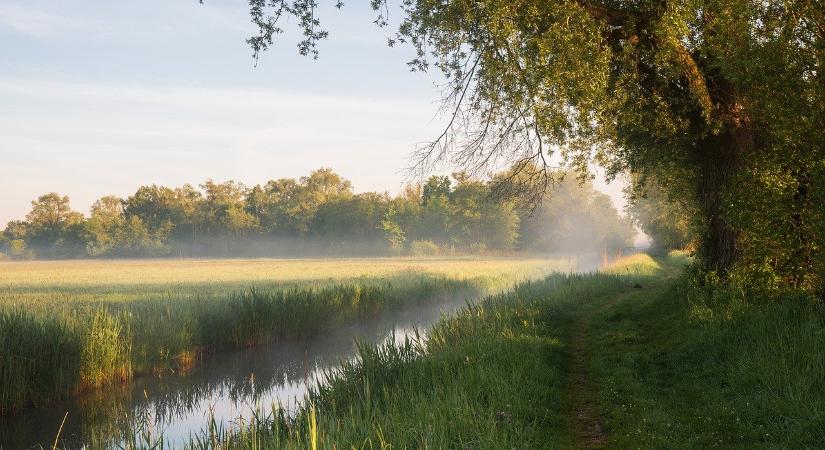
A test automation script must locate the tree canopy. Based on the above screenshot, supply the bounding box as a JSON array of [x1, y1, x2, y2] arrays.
[[241, 0, 825, 294], [1, 168, 633, 260]]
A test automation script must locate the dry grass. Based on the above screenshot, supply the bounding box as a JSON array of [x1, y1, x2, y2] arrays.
[[0, 257, 570, 306]]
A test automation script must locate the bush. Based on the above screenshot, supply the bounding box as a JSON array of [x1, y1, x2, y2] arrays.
[[8, 239, 35, 260], [469, 242, 487, 254], [409, 240, 440, 256]]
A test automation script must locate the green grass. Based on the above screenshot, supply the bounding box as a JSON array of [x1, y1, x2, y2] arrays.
[[588, 270, 825, 448], [171, 256, 662, 449], [164, 252, 824, 449], [0, 257, 568, 411]]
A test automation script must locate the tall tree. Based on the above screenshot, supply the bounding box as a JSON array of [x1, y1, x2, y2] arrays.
[[85, 196, 127, 256], [25, 193, 85, 257], [244, 1, 825, 290]]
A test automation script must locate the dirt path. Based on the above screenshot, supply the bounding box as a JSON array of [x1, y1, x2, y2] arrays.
[[566, 281, 669, 448], [566, 288, 641, 448], [566, 259, 682, 448], [567, 303, 610, 448]]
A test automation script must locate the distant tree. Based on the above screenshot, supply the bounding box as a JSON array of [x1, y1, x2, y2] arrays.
[[415, 193, 451, 245], [118, 216, 165, 256], [85, 196, 127, 256], [311, 192, 389, 253], [200, 180, 259, 237], [24, 193, 85, 258], [293, 168, 353, 233], [449, 175, 519, 250], [380, 205, 407, 255], [515, 175, 634, 254], [625, 174, 695, 254], [4, 167, 630, 259], [248, 178, 303, 234], [2, 220, 29, 242], [124, 186, 182, 241], [421, 176, 451, 206], [173, 184, 203, 250], [1, 221, 29, 259]]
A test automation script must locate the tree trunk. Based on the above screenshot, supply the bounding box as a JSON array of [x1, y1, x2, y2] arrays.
[[697, 124, 751, 275]]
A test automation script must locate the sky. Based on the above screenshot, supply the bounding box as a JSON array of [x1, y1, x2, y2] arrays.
[[0, 0, 628, 226]]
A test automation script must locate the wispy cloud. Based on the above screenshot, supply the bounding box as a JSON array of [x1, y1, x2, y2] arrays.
[[0, 78, 443, 224]]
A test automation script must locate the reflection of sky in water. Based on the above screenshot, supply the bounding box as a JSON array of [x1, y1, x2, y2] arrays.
[[0, 299, 462, 450], [155, 365, 319, 447]]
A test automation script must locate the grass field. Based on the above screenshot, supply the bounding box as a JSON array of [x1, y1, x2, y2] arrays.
[[0, 257, 570, 304], [165, 253, 824, 449], [0, 257, 571, 411]]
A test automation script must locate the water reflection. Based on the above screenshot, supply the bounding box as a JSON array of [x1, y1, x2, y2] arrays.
[[0, 299, 466, 449]]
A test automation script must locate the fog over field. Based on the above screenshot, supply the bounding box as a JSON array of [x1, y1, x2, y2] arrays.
[[1, 1, 822, 448]]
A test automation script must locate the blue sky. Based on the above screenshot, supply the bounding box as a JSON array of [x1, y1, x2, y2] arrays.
[[0, 0, 626, 225]]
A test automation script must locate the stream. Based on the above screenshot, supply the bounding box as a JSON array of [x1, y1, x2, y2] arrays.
[[0, 297, 469, 449]]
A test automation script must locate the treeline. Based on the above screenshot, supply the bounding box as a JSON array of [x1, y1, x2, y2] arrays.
[[0, 168, 633, 259]]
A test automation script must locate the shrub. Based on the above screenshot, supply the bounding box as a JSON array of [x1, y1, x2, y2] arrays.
[[8, 239, 35, 260], [409, 240, 440, 256], [469, 242, 487, 254]]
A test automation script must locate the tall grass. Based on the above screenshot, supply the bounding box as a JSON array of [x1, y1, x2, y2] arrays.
[[1, 258, 568, 411], [0, 274, 477, 411], [587, 262, 825, 448]]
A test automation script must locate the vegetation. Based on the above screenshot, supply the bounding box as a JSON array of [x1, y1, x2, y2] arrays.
[[244, 1, 825, 297], [589, 266, 825, 448], [0, 168, 633, 260], [3, 2, 823, 447], [109, 253, 821, 449], [0, 257, 567, 411]]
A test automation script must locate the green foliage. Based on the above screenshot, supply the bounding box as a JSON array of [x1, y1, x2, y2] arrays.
[[409, 239, 440, 256], [22, 193, 86, 258], [421, 175, 451, 206], [2, 167, 630, 259], [7, 239, 33, 260], [379, 205, 406, 254], [241, 1, 825, 294], [625, 172, 696, 254]]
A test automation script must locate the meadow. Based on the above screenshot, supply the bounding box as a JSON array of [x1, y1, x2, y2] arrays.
[[0, 257, 571, 412]]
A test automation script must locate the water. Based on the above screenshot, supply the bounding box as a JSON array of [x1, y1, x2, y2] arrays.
[[0, 299, 467, 449]]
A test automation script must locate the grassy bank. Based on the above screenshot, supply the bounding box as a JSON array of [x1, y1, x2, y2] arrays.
[[172, 253, 824, 449], [170, 255, 663, 449], [588, 269, 825, 448], [1, 258, 568, 411]]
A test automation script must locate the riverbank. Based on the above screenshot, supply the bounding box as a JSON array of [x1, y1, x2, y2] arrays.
[[171, 252, 824, 449], [1, 258, 568, 412]]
